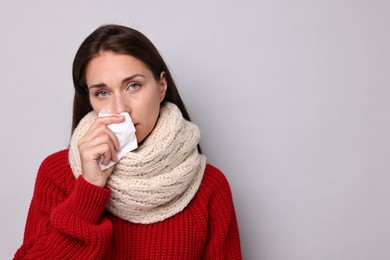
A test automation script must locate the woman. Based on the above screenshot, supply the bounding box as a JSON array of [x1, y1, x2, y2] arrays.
[[14, 24, 241, 259]]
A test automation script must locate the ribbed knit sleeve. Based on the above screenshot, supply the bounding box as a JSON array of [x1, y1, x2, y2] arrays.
[[13, 150, 113, 260], [201, 165, 242, 259]]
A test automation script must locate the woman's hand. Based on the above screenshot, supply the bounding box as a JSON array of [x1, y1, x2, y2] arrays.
[[78, 115, 125, 187]]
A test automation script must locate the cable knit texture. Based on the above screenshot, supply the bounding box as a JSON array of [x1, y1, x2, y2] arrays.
[[68, 102, 206, 224], [14, 150, 242, 259]]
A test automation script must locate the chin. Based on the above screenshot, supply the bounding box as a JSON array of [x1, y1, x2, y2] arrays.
[[136, 133, 145, 144]]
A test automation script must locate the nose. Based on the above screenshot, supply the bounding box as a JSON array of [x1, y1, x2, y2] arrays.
[[112, 94, 129, 114]]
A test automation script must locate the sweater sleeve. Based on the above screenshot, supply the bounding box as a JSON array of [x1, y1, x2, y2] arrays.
[[202, 166, 242, 259], [13, 151, 113, 260]]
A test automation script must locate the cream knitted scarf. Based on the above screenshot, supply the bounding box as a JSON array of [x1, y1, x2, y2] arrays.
[[68, 102, 206, 224]]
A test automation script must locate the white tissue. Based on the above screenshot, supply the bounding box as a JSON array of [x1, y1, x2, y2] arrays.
[[98, 110, 138, 170]]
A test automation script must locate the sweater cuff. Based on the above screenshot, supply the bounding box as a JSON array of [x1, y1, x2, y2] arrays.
[[68, 176, 111, 224]]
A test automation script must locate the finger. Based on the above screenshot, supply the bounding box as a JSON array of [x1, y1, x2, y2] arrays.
[[96, 115, 125, 126], [80, 142, 114, 167], [79, 134, 118, 162], [86, 115, 124, 149], [98, 143, 113, 166], [82, 124, 121, 151]]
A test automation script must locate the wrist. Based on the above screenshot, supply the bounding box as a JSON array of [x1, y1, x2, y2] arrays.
[[83, 175, 107, 188]]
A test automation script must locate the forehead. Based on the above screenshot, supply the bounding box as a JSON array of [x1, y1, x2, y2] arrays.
[[85, 52, 152, 83]]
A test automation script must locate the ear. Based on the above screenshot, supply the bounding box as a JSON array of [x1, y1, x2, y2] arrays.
[[159, 71, 168, 102]]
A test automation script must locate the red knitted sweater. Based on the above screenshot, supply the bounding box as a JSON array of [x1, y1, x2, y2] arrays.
[[14, 150, 241, 259]]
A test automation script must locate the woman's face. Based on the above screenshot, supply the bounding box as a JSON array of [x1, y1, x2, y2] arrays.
[[85, 51, 167, 143]]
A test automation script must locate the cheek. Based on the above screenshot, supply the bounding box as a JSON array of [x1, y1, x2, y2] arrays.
[[88, 95, 99, 112], [88, 93, 107, 112], [144, 105, 160, 130], [136, 99, 161, 142], [90, 102, 107, 115]]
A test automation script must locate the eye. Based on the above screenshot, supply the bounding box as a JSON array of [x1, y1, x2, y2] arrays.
[[127, 83, 141, 91], [96, 90, 109, 97]]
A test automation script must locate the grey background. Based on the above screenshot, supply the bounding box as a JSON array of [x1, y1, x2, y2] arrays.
[[1, 1, 389, 259]]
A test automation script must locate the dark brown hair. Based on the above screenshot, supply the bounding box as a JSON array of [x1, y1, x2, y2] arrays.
[[71, 24, 201, 151]]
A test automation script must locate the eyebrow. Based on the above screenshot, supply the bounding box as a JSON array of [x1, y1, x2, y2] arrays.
[[88, 74, 146, 89]]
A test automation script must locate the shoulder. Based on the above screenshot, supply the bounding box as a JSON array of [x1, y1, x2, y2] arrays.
[[201, 164, 231, 191], [33, 149, 75, 208], [39, 149, 70, 171], [197, 164, 233, 201], [36, 149, 73, 184], [191, 164, 237, 225]]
